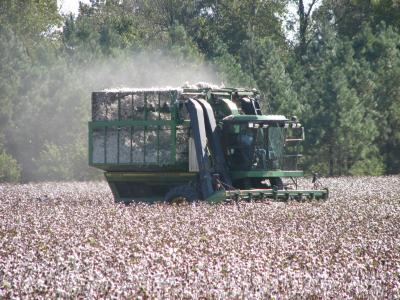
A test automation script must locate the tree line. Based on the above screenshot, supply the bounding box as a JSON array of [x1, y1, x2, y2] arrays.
[[1, 0, 399, 182]]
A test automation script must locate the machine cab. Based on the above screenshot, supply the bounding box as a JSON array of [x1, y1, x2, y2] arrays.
[[221, 115, 303, 172]]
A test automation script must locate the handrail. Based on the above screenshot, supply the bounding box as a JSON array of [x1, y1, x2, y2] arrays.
[[285, 138, 303, 142]]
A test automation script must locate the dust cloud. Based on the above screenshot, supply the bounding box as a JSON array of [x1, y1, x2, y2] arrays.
[[81, 52, 220, 92], [9, 51, 220, 181]]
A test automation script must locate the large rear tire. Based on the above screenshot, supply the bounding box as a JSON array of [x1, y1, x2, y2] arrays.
[[164, 185, 200, 204]]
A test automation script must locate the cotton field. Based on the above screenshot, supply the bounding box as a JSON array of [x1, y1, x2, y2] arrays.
[[0, 176, 399, 299]]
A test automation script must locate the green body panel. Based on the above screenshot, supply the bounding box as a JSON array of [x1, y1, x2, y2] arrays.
[[105, 171, 198, 203], [90, 119, 172, 128], [219, 99, 239, 116], [105, 171, 197, 181], [90, 163, 187, 172]]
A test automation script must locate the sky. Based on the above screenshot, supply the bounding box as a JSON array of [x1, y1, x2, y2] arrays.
[[58, 0, 91, 15]]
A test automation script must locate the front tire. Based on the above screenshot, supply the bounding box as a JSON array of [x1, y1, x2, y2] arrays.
[[269, 177, 283, 190]]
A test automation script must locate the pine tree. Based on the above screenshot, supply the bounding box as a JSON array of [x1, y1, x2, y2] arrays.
[[298, 23, 383, 175]]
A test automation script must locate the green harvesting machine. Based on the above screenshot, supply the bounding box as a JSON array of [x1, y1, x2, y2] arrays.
[[88, 85, 328, 203]]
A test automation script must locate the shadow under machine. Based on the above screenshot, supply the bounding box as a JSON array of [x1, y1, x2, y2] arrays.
[[88, 87, 328, 203]]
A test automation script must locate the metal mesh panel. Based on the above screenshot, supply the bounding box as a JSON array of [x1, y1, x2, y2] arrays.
[[119, 127, 131, 163], [91, 90, 177, 166], [177, 102, 189, 121], [106, 127, 118, 163], [91, 125, 174, 165], [92, 128, 105, 163], [132, 126, 145, 163], [92, 93, 108, 121], [159, 126, 171, 164], [120, 95, 133, 120], [145, 126, 158, 163], [92, 91, 173, 121], [176, 126, 189, 162], [159, 93, 172, 120], [132, 94, 145, 120], [108, 98, 119, 120], [147, 93, 159, 121]]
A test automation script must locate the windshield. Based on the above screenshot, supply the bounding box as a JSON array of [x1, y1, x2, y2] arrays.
[[222, 123, 286, 171]]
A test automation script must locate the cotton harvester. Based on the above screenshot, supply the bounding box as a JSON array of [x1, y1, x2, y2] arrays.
[[88, 85, 328, 203]]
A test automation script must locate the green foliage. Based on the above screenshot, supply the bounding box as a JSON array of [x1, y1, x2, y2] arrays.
[[213, 46, 254, 87], [33, 138, 102, 182], [0, 151, 21, 183], [297, 23, 382, 176], [167, 24, 205, 64], [362, 24, 400, 173], [350, 155, 385, 176], [0, 26, 27, 130], [68, 137, 103, 181], [0, 0, 399, 181], [189, 0, 287, 56], [0, 0, 60, 39], [249, 38, 300, 116], [327, 0, 400, 38], [35, 142, 72, 181]]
